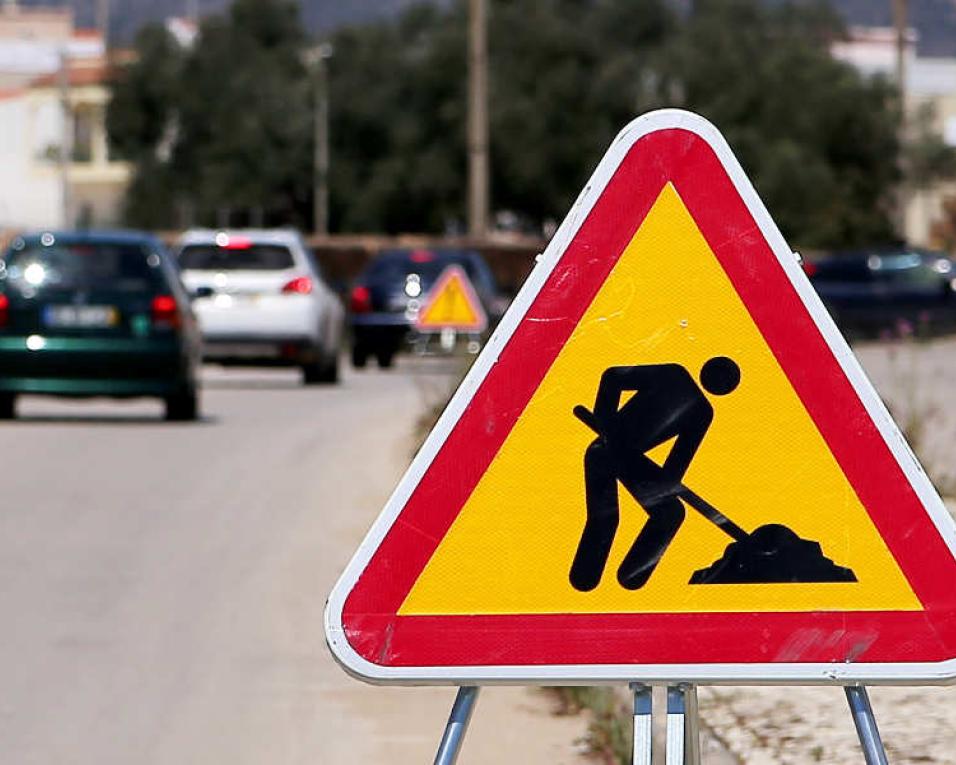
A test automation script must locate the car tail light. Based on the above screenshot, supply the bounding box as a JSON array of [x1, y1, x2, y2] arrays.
[[410, 249, 434, 263], [802, 261, 818, 277], [282, 276, 313, 295], [218, 236, 252, 250], [350, 285, 371, 313], [151, 294, 180, 329], [0, 294, 8, 328]]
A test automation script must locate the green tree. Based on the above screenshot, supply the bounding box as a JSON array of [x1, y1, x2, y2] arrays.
[[488, 0, 674, 225], [328, 0, 900, 246], [111, 0, 904, 247], [328, 4, 470, 233], [106, 24, 185, 227], [328, 0, 674, 233], [107, 25, 184, 161], [665, 0, 900, 247], [108, 0, 313, 228], [173, 0, 313, 225]]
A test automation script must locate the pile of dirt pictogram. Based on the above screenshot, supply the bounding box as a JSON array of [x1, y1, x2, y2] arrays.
[[689, 524, 857, 584]]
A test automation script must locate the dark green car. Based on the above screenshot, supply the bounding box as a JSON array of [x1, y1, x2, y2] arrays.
[[0, 232, 202, 420]]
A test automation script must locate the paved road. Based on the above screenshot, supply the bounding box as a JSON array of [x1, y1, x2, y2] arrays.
[[0, 360, 587, 765]]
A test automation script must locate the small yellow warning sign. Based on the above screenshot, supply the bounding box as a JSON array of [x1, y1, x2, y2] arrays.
[[415, 265, 487, 332]]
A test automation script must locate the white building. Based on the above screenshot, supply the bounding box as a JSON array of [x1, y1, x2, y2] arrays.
[[0, 2, 130, 232], [833, 27, 956, 247]]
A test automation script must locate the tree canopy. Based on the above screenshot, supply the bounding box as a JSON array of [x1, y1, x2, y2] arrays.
[[108, 0, 313, 228], [665, 0, 900, 247], [109, 0, 904, 248]]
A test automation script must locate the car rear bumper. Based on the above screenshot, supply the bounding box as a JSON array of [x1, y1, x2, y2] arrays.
[[194, 295, 321, 343], [350, 313, 411, 327], [350, 312, 413, 350], [202, 335, 319, 364], [351, 323, 409, 350], [0, 336, 188, 397]]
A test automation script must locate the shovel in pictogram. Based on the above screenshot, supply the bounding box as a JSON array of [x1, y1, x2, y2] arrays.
[[573, 404, 857, 584]]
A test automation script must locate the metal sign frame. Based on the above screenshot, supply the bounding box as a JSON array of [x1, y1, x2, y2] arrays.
[[326, 109, 956, 685]]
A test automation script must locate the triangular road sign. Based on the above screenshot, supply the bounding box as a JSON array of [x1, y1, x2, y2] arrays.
[[415, 265, 488, 333], [327, 110, 956, 684]]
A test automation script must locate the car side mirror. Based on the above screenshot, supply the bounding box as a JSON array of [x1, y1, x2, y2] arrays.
[[192, 286, 215, 300]]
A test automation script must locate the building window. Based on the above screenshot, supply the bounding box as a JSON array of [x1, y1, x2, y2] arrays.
[[72, 106, 94, 163]]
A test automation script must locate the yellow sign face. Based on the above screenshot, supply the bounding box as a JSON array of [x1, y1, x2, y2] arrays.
[[416, 266, 487, 331], [400, 184, 920, 616]]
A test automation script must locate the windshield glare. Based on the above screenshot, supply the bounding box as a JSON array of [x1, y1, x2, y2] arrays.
[[2, 242, 163, 294]]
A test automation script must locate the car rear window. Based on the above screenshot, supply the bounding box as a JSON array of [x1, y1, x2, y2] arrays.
[[178, 244, 294, 271], [870, 254, 949, 287], [368, 252, 477, 284], [2, 241, 164, 294], [810, 258, 872, 282]]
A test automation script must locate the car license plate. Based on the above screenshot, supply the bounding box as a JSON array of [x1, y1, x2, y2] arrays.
[[213, 293, 259, 307], [44, 305, 119, 328]]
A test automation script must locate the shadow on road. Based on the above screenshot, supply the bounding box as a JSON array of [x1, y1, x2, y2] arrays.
[[8, 414, 221, 426], [201, 378, 305, 391]]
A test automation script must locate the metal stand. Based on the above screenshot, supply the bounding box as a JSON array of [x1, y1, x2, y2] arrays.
[[630, 683, 653, 765], [845, 685, 889, 765], [665, 685, 701, 765], [433, 686, 480, 765], [428, 682, 888, 765], [630, 684, 700, 765], [683, 685, 701, 765]]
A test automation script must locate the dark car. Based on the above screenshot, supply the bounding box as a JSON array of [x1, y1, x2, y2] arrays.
[[0, 231, 202, 420], [807, 248, 956, 337], [349, 248, 503, 368]]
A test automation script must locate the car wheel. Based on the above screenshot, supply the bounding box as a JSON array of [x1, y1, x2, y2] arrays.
[[322, 352, 340, 384], [302, 359, 331, 386], [303, 344, 339, 384], [351, 344, 369, 369], [165, 387, 199, 421], [0, 393, 17, 420], [376, 349, 394, 369]]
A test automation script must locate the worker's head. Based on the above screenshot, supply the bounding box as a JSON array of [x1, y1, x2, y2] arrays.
[[700, 356, 740, 396]]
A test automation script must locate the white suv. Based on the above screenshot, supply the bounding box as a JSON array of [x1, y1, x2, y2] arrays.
[[176, 229, 344, 384]]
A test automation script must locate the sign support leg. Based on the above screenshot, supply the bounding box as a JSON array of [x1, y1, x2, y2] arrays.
[[630, 683, 653, 765], [683, 684, 701, 764], [433, 686, 480, 765], [845, 685, 889, 765], [665, 685, 701, 765], [665, 685, 684, 765]]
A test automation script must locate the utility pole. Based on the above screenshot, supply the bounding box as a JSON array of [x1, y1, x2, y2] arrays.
[[311, 44, 333, 236], [893, 0, 908, 121], [57, 49, 72, 228], [96, 0, 110, 50], [892, 0, 909, 240], [467, 0, 489, 239]]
